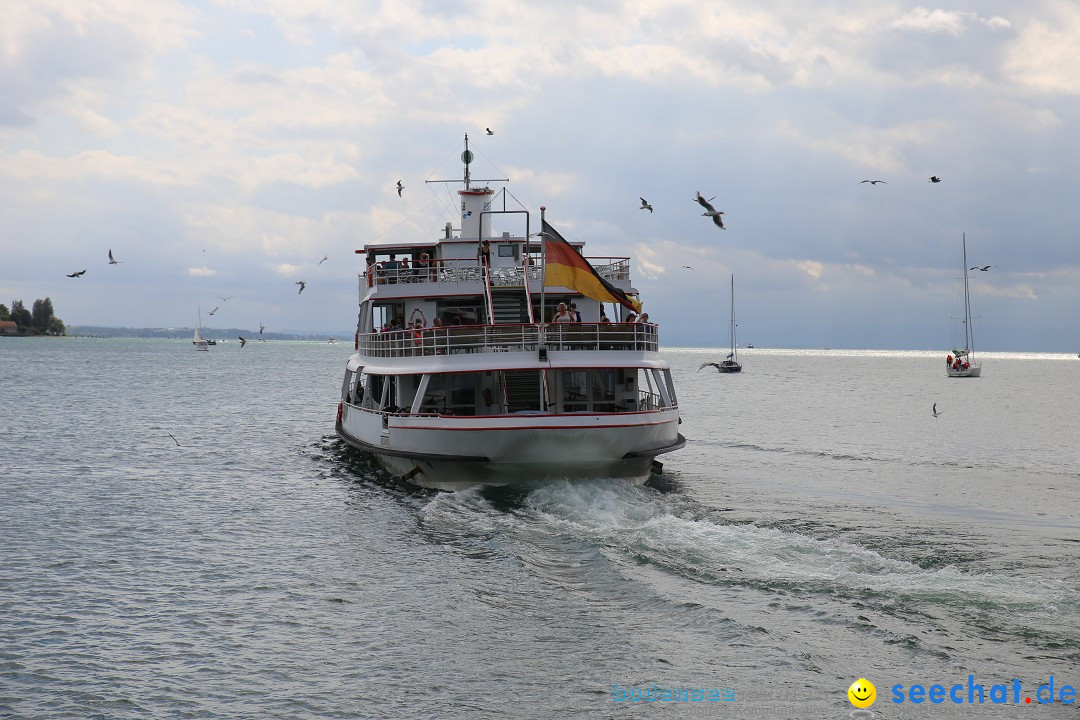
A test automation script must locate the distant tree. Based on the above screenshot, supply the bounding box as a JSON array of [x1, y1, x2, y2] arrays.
[[48, 316, 66, 335], [0, 303, 9, 321], [32, 297, 55, 332], [10, 300, 31, 329]]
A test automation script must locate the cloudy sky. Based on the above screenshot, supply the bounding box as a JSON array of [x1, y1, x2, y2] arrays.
[[3, 0, 1079, 350]]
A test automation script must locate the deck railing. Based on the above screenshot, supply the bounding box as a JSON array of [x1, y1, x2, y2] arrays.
[[364, 259, 630, 288], [357, 322, 659, 358]]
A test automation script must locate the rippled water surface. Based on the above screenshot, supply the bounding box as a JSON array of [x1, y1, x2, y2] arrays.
[[2, 339, 1078, 718]]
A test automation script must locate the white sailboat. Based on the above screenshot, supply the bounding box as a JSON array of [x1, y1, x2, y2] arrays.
[[193, 308, 209, 351], [946, 233, 980, 377], [698, 274, 742, 373]]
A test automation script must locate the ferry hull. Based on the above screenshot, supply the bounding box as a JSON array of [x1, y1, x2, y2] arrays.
[[336, 407, 683, 490]]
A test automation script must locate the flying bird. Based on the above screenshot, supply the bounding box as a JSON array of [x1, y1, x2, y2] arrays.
[[217, 295, 234, 302], [396, 180, 403, 197], [694, 191, 725, 229], [970, 265, 991, 271], [67, 270, 86, 278], [296, 280, 306, 294], [259, 322, 265, 335], [698, 362, 726, 372], [682, 265, 693, 269], [859, 180, 886, 185], [932, 403, 945, 418], [238, 336, 247, 348], [930, 176, 941, 183], [108, 249, 121, 264], [168, 432, 181, 446], [639, 197, 653, 213], [486, 128, 495, 135], [317, 254, 329, 266], [208, 306, 220, 316]]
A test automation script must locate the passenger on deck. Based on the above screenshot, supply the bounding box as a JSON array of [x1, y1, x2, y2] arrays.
[[416, 252, 433, 281], [570, 303, 582, 322], [383, 254, 400, 283], [478, 240, 492, 268], [552, 303, 572, 322]]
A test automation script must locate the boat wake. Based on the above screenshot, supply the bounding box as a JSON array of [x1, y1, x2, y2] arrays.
[[418, 479, 1079, 664]]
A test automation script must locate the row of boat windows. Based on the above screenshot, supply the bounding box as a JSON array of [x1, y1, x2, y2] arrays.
[[342, 368, 678, 416]]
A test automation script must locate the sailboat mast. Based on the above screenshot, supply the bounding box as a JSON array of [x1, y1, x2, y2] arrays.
[[962, 233, 974, 358], [730, 275, 737, 361]]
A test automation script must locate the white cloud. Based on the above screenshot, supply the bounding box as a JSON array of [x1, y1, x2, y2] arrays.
[[891, 8, 967, 35], [188, 266, 217, 277], [1005, 6, 1080, 94]]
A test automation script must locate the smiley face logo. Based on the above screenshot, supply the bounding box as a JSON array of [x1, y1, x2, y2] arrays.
[[848, 678, 876, 708]]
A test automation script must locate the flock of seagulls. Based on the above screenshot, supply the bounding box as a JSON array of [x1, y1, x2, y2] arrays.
[[637, 191, 725, 229], [631, 173, 952, 235], [65, 244, 320, 343]]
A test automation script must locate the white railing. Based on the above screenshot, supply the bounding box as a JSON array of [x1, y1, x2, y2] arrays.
[[357, 322, 659, 358], [363, 259, 630, 288]]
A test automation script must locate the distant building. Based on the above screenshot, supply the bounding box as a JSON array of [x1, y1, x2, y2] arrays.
[[0, 320, 20, 335]]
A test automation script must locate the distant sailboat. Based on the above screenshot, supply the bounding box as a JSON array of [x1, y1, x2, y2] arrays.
[[946, 234, 980, 377], [699, 275, 742, 373], [193, 308, 209, 351]]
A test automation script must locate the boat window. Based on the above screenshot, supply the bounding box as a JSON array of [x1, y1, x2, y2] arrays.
[[590, 368, 619, 412], [341, 370, 354, 403], [419, 373, 479, 416], [560, 370, 589, 412], [436, 300, 482, 326], [662, 370, 678, 407], [372, 302, 405, 332], [364, 373, 384, 411], [650, 369, 671, 408]]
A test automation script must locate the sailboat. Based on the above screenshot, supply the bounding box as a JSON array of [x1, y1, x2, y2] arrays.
[[719, 274, 742, 372], [699, 274, 742, 373], [193, 308, 209, 351], [946, 233, 980, 377]]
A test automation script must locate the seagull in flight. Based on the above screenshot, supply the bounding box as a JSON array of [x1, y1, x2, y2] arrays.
[[168, 432, 181, 446], [698, 362, 726, 372], [108, 249, 121, 264], [396, 180, 403, 197], [296, 280, 306, 294], [238, 336, 247, 348], [970, 265, 991, 271], [932, 403, 945, 418], [486, 128, 495, 135], [317, 254, 329, 266], [930, 176, 941, 183], [859, 180, 886, 185], [217, 295, 234, 302], [259, 322, 265, 335], [67, 270, 86, 278], [208, 306, 220, 316], [694, 191, 725, 229], [682, 265, 693, 269], [639, 197, 653, 213]]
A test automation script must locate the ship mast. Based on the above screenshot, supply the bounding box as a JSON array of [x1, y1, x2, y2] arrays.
[[463, 133, 472, 190]]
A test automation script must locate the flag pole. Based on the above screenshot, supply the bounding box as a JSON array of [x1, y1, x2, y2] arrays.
[[540, 206, 547, 325]]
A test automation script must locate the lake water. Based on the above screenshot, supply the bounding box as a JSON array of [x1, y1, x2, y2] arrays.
[[2, 339, 1078, 719]]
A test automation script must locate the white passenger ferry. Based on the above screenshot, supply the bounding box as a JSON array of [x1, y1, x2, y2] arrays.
[[336, 138, 684, 490]]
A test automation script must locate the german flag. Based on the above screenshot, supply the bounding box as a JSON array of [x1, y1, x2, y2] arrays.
[[543, 220, 642, 313]]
